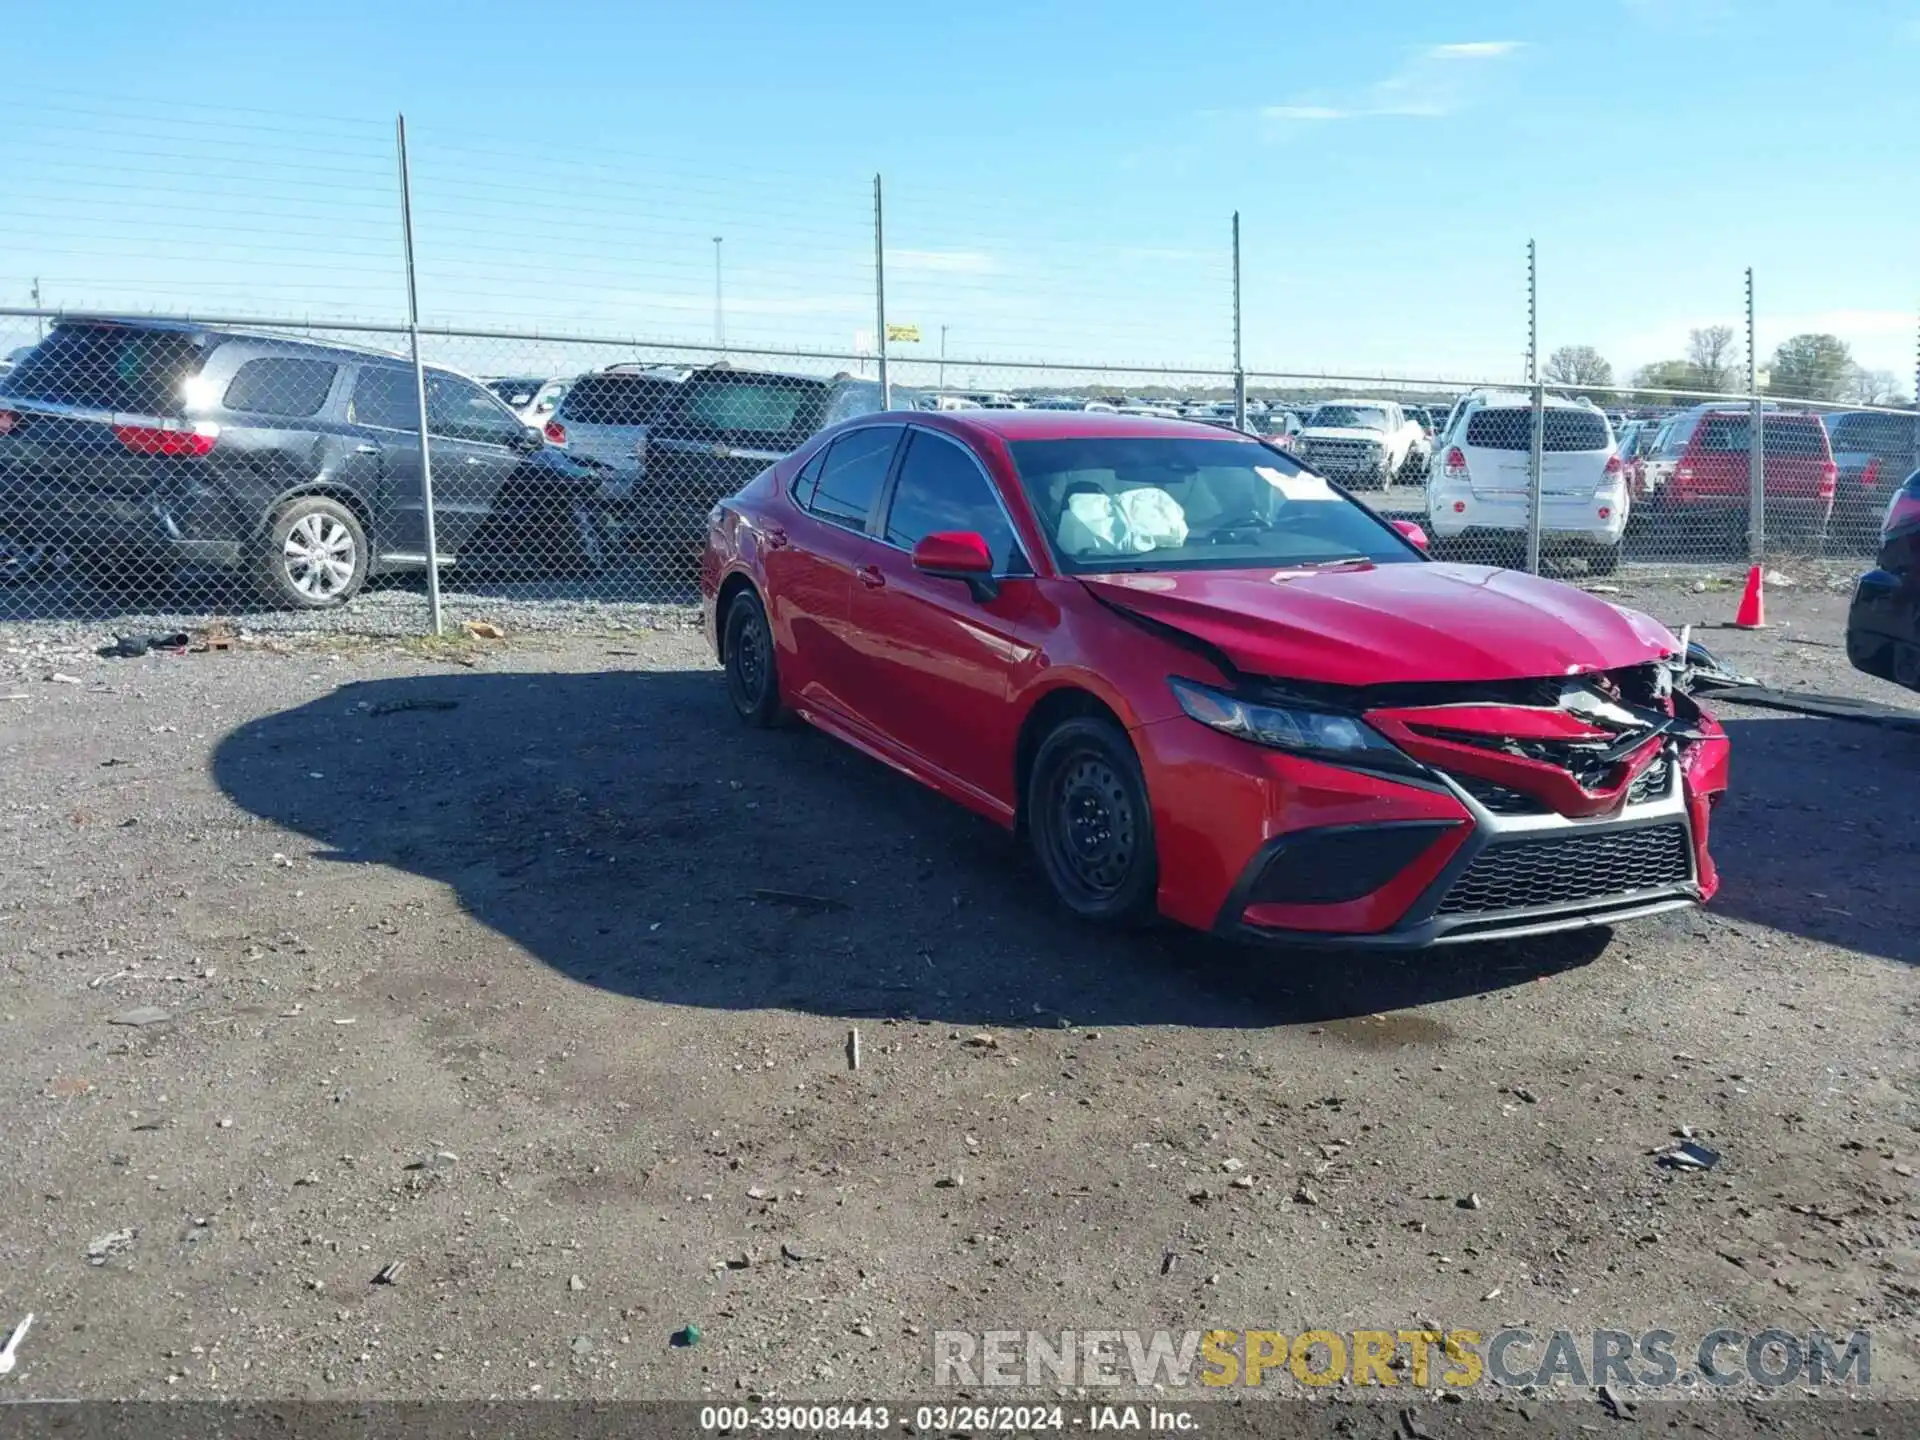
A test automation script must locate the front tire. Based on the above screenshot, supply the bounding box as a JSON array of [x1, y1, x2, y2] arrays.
[[723, 588, 782, 726], [258, 496, 368, 609], [1027, 716, 1159, 926]]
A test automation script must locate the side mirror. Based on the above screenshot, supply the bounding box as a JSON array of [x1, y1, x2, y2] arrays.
[[516, 425, 545, 453], [911, 530, 998, 601], [1391, 519, 1431, 552]]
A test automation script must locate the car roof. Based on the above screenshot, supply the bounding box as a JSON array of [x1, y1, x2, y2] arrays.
[[46, 314, 413, 364], [926, 409, 1245, 443]]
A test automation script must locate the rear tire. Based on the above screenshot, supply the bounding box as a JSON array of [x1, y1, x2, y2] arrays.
[[1588, 543, 1622, 577], [1027, 716, 1159, 927], [257, 496, 369, 609], [723, 588, 783, 727]]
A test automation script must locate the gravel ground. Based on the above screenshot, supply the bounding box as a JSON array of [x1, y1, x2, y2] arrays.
[[0, 567, 1913, 1410]]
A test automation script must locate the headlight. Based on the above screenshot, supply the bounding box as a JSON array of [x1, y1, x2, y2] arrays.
[[1169, 677, 1413, 770]]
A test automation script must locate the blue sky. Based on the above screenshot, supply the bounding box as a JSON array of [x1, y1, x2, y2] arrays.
[[6, 0, 1919, 389]]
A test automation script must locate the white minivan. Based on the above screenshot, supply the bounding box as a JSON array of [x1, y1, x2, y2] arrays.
[[1425, 391, 1627, 572]]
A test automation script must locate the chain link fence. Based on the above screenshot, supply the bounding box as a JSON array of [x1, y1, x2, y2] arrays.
[[0, 310, 1912, 638]]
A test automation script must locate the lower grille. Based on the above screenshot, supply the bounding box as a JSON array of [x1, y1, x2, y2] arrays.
[[1436, 823, 1691, 917]]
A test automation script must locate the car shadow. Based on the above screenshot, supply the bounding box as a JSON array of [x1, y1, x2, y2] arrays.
[[1707, 712, 1920, 966], [210, 666, 1615, 1030]]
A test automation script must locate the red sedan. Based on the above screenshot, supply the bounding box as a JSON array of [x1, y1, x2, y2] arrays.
[[701, 411, 1729, 947]]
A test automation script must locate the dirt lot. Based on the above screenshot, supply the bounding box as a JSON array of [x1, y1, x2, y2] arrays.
[[0, 566, 1914, 1408]]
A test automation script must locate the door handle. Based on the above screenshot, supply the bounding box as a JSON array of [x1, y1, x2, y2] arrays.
[[766, 526, 789, 549], [464, 455, 482, 466], [354, 443, 379, 455], [856, 565, 886, 590]]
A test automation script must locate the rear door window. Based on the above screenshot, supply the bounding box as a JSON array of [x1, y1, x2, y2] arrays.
[[2, 324, 205, 414], [222, 357, 339, 418], [803, 425, 902, 529]]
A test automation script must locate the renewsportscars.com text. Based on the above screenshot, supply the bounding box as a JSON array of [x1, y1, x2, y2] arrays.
[[933, 1327, 1871, 1391]]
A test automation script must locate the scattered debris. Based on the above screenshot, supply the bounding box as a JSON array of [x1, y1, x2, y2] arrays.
[[85, 1229, 135, 1265], [722, 1254, 752, 1271], [1597, 1382, 1635, 1419], [97, 633, 189, 659], [367, 697, 460, 716], [107, 1007, 169, 1028], [1658, 1141, 1721, 1171], [1219, 1157, 1245, 1173], [1161, 1252, 1178, 1276], [846, 1027, 861, 1072], [462, 620, 507, 640], [0, 1313, 32, 1376], [1401, 1407, 1436, 1440], [749, 888, 849, 915], [934, 1173, 964, 1189], [568, 1274, 586, 1292], [48, 673, 82, 686], [1703, 684, 1920, 734], [672, 1324, 702, 1348], [1458, 1192, 1484, 1210], [1229, 1174, 1255, 1190], [1482, 1286, 1502, 1301], [1293, 1182, 1319, 1206], [373, 1261, 406, 1286], [779, 1243, 819, 1264], [963, 1033, 999, 1050]]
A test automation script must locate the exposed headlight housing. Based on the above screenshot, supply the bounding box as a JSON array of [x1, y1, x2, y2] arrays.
[[1169, 677, 1417, 773]]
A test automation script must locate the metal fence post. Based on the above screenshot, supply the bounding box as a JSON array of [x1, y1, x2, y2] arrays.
[[1911, 309, 1919, 484], [1746, 267, 1764, 562], [395, 114, 443, 637], [1525, 240, 1543, 575], [1231, 212, 1246, 429], [873, 174, 890, 410]]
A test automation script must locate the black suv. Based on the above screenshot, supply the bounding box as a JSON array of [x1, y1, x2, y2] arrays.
[[1824, 410, 1919, 551], [0, 318, 611, 608], [547, 362, 912, 561]]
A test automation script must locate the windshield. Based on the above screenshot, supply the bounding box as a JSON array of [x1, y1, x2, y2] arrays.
[[1007, 436, 1421, 574], [1308, 405, 1389, 431]]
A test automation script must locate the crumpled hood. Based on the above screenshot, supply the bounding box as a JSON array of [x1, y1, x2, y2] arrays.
[[1297, 426, 1388, 444], [1082, 562, 1677, 686]]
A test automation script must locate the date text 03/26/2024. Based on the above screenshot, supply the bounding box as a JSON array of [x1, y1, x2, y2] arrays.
[[696, 1405, 1198, 1432]]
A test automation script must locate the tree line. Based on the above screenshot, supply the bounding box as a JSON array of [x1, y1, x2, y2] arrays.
[[1541, 328, 1908, 406]]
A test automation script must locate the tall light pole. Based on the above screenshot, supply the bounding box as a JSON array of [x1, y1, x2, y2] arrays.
[[712, 236, 725, 353], [31, 277, 42, 340], [939, 324, 950, 391]]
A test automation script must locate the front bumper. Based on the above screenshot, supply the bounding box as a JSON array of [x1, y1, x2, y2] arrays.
[[1135, 709, 1727, 948], [1426, 483, 1625, 545]]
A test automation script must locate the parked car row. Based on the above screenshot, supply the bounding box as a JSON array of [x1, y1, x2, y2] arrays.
[[2, 317, 1906, 610]]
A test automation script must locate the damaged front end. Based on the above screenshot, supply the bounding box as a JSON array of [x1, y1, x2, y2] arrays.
[[1224, 657, 1729, 945]]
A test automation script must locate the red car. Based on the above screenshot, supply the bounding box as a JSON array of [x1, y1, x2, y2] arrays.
[[701, 412, 1729, 947]]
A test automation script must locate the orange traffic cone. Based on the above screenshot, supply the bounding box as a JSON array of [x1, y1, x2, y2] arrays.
[[1733, 564, 1766, 628]]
